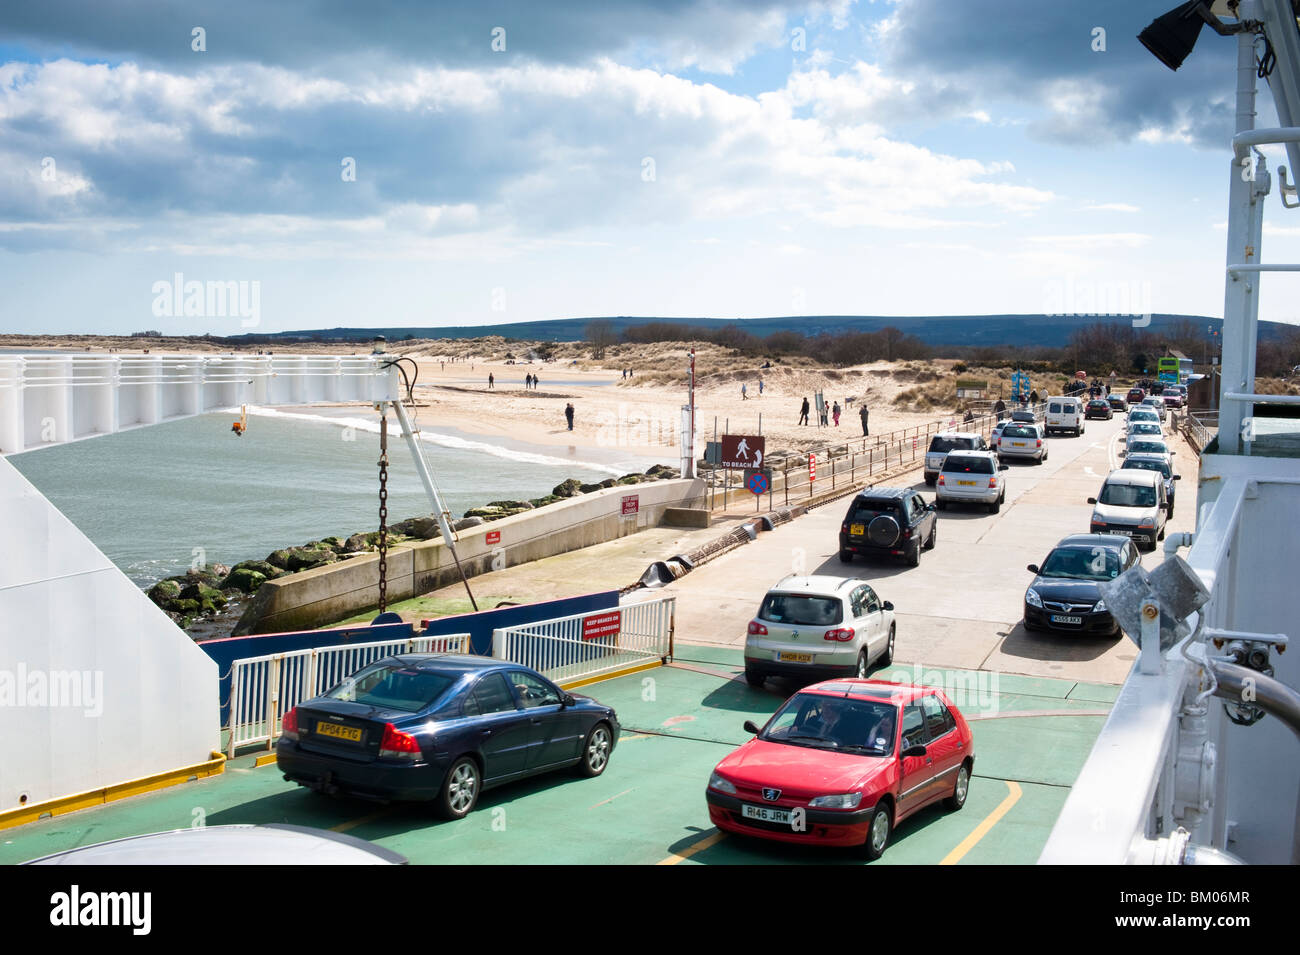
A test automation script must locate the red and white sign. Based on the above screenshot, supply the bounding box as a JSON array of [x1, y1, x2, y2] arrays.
[[808, 452, 817, 482], [621, 494, 639, 516], [721, 434, 766, 469], [582, 610, 622, 642], [485, 530, 501, 545]]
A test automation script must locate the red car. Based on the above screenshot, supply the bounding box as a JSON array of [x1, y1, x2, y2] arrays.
[[1127, 387, 1146, 405], [705, 680, 973, 859]]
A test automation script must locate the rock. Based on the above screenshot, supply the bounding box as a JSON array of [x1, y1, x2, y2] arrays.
[[464, 506, 503, 519], [266, 548, 294, 570], [599, 478, 619, 488], [222, 568, 268, 594], [391, 516, 441, 539], [319, 536, 344, 551], [453, 516, 485, 530], [228, 559, 283, 579], [487, 500, 532, 511], [209, 563, 231, 578], [617, 475, 642, 485], [343, 533, 376, 553], [646, 464, 672, 476], [552, 478, 583, 498], [182, 567, 223, 589], [169, 598, 201, 616], [147, 579, 182, 604], [528, 495, 562, 508], [579, 482, 603, 493], [277, 545, 338, 572]]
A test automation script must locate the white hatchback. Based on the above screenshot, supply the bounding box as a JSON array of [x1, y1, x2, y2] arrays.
[[743, 576, 896, 688]]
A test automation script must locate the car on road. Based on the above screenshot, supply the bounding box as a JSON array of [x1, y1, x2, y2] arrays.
[[276, 655, 619, 819], [743, 576, 896, 687], [1107, 395, 1129, 413], [838, 487, 937, 567], [1126, 408, 1162, 431], [1124, 438, 1175, 465], [936, 450, 1008, 513], [1023, 534, 1140, 637], [923, 431, 989, 486], [1125, 423, 1164, 450], [1045, 396, 1086, 435], [706, 680, 974, 858], [1126, 387, 1146, 405], [1010, 409, 1040, 425], [1088, 469, 1168, 551], [1139, 396, 1168, 422], [996, 422, 1048, 465], [1120, 454, 1181, 517], [1085, 399, 1113, 420]]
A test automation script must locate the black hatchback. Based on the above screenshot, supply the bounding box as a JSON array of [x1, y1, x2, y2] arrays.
[[838, 487, 937, 567], [1023, 534, 1139, 637]]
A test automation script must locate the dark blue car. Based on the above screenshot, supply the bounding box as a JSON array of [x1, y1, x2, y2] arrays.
[[276, 654, 620, 819]]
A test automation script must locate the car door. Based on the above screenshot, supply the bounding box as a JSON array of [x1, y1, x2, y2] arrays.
[[896, 703, 933, 821], [506, 670, 584, 770], [920, 694, 964, 806], [911, 493, 932, 540], [465, 672, 534, 783], [861, 586, 888, 661]]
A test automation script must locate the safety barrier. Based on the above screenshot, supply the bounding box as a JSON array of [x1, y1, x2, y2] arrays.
[[226, 632, 469, 756], [491, 595, 675, 686]]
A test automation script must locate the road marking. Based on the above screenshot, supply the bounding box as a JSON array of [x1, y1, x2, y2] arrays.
[[657, 828, 726, 865], [1084, 466, 1097, 477], [940, 780, 1022, 865], [619, 732, 653, 742], [331, 809, 393, 834], [590, 788, 635, 809]]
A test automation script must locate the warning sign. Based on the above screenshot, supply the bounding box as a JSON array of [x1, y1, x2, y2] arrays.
[[582, 611, 622, 642], [485, 530, 501, 545], [621, 494, 639, 516], [720, 434, 766, 469]]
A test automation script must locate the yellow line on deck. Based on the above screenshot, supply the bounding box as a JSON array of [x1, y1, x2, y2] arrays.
[[940, 780, 1022, 865], [589, 788, 635, 810], [331, 809, 394, 834], [656, 829, 726, 865]]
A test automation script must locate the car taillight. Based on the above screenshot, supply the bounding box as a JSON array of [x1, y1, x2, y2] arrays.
[[824, 627, 855, 642], [1036, 439, 1042, 447], [748, 620, 768, 636], [841, 522, 848, 533], [282, 706, 299, 740], [937, 474, 945, 485], [989, 476, 997, 488], [379, 723, 422, 761]]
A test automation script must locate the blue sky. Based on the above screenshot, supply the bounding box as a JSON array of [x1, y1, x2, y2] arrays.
[[3, 0, 1300, 335]]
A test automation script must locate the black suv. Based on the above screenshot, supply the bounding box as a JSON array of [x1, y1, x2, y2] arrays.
[[839, 487, 937, 567]]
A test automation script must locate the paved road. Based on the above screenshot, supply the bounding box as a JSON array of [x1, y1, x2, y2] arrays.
[[656, 414, 1199, 685]]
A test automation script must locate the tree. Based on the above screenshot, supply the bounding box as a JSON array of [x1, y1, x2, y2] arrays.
[[585, 320, 616, 359]]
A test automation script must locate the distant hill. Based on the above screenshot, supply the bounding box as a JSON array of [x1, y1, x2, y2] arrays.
[[232, 313, 1265, 349]]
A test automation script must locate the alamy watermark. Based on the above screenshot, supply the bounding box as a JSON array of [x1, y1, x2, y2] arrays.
[[881, 662, 1000, 715], [151, 272, 260, 327], [1044, 274, 1152, 328], [0, 664, 103, 717]]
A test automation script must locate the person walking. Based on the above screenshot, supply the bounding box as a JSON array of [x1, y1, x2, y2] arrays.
[[742, 383, 748, 400], [799, 397, 810, 425], [859, 404, 869, 436], [832, 401, 841, 427], [534, 374, 541, 390], [758, 378, 764, 396], [564, 402, 575, 431], [488, 373, 494, 390]]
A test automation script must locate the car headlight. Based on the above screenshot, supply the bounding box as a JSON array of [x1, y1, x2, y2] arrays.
[[1025, 588, 1043, 608], [709, 772, 737, 795], [1094, 598, 1107, 613], [808, 792, 862, 810]]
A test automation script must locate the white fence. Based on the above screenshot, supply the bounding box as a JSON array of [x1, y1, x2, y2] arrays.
[[226, 633, 469, 756], [492, 596, 675, 686]]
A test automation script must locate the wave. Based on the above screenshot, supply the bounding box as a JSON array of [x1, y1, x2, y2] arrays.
[[237, 406, 628, 476]]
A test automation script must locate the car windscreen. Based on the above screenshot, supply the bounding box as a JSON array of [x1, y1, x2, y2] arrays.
[[762, 692, 896, 755], [848, 500, 901, 523], [1039, 546, 1122, 581], [1129, 441, 1168, 456], [1089, 401, 1107, 409], [326, 663, 456, 712], [942, 455, 994, 474], [1002, 426, 1035, 438], [1099, 482, 1157, 508], [1124, 459, 1171, 478], [928, 436, 975, 453], [1131, 424, 1161, 434], [758, 593, 843, 626]]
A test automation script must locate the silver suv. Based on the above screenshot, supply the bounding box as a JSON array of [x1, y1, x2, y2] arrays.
[[923, 431, 989, 486], [743, 576, 897, 687], [936, 450, 1008, 513]]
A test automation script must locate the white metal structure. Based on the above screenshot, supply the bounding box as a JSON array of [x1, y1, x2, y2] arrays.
[[1041, 1, 1300, 865], [492, 595, 675, 685], [226, 633, 470, 756]]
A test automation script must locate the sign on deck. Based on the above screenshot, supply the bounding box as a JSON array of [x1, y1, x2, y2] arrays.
[[581, 610, 622, 642], [745, 468, 771, 496], [720, 434, 765, 469]]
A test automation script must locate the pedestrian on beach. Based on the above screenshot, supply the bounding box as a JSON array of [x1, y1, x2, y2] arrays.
[[758, 378, 764, 396], [859, 404, 869, 436], [799, 397, 810, 426], [832, 401, 841, 427], [534, 374, 540, 390], [742, 383, 748, 400], [488, 373, 494, 390], [565, 402, 575, 431]]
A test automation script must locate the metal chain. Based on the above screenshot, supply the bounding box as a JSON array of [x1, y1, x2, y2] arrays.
[[378, 413, 389, 613]]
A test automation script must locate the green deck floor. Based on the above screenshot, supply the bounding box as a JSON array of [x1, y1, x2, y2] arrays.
[[1, 649, 1115, 865]]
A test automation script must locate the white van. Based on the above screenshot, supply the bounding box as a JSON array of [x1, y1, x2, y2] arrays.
[[1045, 396, 1085, 436]]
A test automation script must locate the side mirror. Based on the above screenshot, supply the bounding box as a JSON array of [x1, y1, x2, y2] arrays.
[[743, 720, 761, 735], [999, 464, 1009, 471], [1174, 474, 1182, 480], [883, 601, 894, 612], [561, 693, 576, 707], [1087, 497, 1097, 504], [901, 744, 927, 759], [1027, 564, 1039, 574]]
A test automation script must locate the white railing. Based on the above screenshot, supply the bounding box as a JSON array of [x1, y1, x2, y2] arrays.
[[226, 632, 469, 756], [492, 596, 675, 686]]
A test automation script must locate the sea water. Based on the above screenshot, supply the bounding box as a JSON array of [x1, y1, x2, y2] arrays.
[[10, 411, 662, 586]]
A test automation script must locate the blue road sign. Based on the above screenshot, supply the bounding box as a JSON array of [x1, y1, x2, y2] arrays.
[[745, 468, 770, 496]]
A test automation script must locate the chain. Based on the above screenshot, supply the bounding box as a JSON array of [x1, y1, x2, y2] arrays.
[[378, 413, 389, 613]]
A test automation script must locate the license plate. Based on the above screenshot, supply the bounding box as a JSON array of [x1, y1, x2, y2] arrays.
[[742, 804, 792, 824], [315, 721, 363, 743], [1106, 529, 1133, 537], [957, 480, 976, 486], [1051, 615, 1083, 625], [1013, 442, 1026, 447], [778, 652, 813, 663], [850, 524, 864, 535]]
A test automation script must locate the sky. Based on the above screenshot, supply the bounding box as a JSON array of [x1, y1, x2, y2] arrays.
[[3, 0, 1300, 336]]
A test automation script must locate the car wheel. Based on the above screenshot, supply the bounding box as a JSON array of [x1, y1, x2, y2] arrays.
[[990, 496, 1001, 513], [936, 498, 947, 511], [839, 549, 853, 563], [924, 522, 937, 550], [856, 649, 869, 678], [924, 474, 936, 487], [1158, 525, 1166, 542], [945, 761, 971, 811], [879, 625, 895, 667], [744, 667, 765, 688], [1168, 502, 1175, 519], [861, 803, 892, 861], [577, 722, 613, 778], [437, 756, 480, 820], [1023, 617, 1039, 633], [906, 540, 920, 567]]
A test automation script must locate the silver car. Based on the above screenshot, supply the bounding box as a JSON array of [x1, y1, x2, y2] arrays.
[[743, 575, 897, 687], [997, 422, 1048, 464], [936, 450, 1009, 512], [923, 431, 988, 486]]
